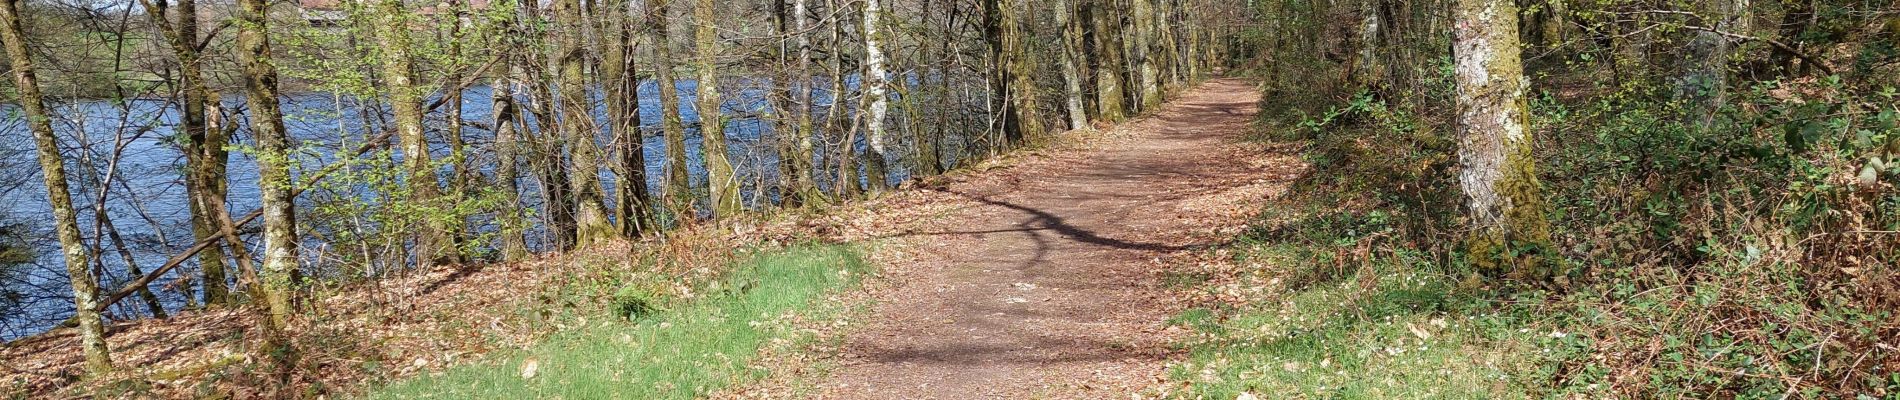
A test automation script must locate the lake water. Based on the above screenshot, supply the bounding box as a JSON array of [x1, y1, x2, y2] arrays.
[[0, 76, 976, 339]]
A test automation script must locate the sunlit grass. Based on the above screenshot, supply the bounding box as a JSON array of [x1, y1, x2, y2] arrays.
[[370, 245, 867, 399], [1169, 244, 1546, 399]]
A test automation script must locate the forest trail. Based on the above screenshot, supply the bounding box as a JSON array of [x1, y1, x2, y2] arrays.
[[815, 78, 1277, 398]]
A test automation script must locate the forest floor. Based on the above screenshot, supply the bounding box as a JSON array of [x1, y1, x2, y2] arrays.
[[772, 78, 1296, 398]]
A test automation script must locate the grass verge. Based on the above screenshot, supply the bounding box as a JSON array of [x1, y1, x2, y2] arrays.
[[1166, 233, 1556, 399], [369, 244, 867, 399]]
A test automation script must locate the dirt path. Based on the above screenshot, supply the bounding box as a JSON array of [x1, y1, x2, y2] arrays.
[[816, 79, 1273, 398]]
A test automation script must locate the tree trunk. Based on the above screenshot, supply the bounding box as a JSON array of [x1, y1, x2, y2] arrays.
[[0, 0, 113, 375], [600, 0, 655, 236], [1056, 0, 1090, 131], [1679, 0, 1746, 129], [441, 7, 471, 258], [1132, 0, 1161, 108], [787, 0, 822, 203], [1352, 0, 1383, 90], [1091, 0, 1128, 122], [551, 0, 618, 245], [861, 0, 892, 191], [370, 0, 452, 266], [234, 0, 300, 377], [513, 4, 579, 249], [1452, 0, 1552, 277], [1003, 0, 1044, 143], [648, 0, 695, 222], [491, 73, 529, 261], [694, 0, 742, 215], [914, 0, 948, 176], [828, 0, 860, 198], [142, 0, 232, 306]]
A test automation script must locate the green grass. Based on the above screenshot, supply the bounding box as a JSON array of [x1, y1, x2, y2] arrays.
[[369, 245, 868, 399], [1168, 244, 1554, 399]]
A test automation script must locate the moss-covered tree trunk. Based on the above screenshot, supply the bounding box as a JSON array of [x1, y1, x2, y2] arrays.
[[553, 0, 618, 245], [1091, 0, 1128, 122], [492, 10, 530, 260], [440, 7, 471, 254], [234, 0, 301, 377], [1452, 0, 1552, 278], [0, 0, 113, 376], [1132, 0, 1161, 108], [647, 0, 695, 221], [997, 0, 1044, 144], [1182, 0, 1200, 80], [514, 0, 578, 249], [1156, 0, 1181, 87]]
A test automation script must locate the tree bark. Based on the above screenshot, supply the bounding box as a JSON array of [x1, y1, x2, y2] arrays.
[[1679, 0, 1746, 129], [787, 0, 822, 203], [1452, 0, 1552, 277], [984, 0, 1042, 147], [441, 6, 471, 258], [514, 1, 577, 249], [828, 0, 859, 198], [861, 0, 892, 191], [1132, 0, 1161, 108], [234, 0, 300, 377]]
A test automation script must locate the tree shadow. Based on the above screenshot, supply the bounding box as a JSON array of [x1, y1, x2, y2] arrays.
[[895, 187, 1193, 253]]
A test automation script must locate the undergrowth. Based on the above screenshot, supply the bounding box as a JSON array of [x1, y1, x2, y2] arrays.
[[368, 244, 867, 399], [1172, 61, 1898, 397]]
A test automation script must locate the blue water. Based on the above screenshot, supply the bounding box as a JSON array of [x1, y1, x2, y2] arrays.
[[0, 76, 978, 338]]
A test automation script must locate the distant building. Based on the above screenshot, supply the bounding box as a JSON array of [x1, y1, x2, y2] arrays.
[[298, 0, 347, 27]]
